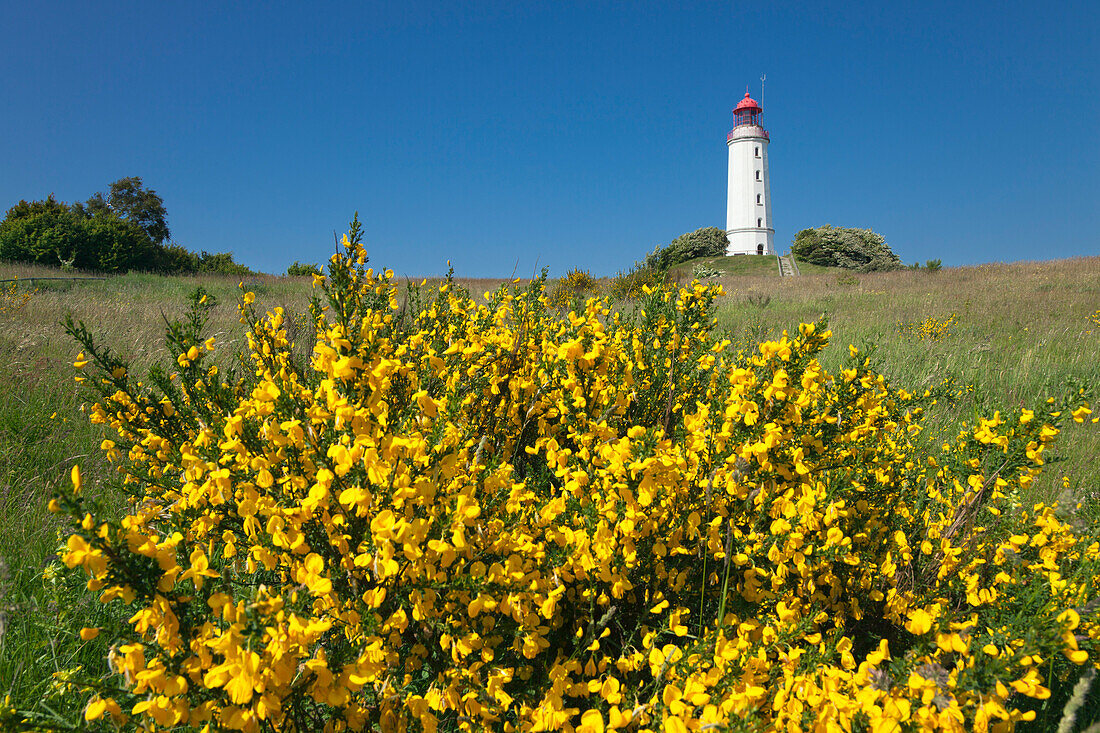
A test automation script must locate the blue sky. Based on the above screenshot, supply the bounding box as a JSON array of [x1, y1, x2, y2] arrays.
[[2, 1, 1097, 276]]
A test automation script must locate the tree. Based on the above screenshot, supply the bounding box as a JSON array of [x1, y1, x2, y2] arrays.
[[0, 179, 249, 275], [2, 183, 196, 274], [154, 244, 201, 274], [791, 225, 903, 272], [0, 195, 82, 266], [287, 261, 322, 276], [197, 250, 252, 276], [75, 177, 170, 245], [667, 226, 728, 262], [0, 193, 164, 273], [644, 226, 729, 271], [84, 215, 158, 273]]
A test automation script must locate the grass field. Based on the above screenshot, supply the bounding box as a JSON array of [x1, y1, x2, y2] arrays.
[[0, 255, 1098, 725]]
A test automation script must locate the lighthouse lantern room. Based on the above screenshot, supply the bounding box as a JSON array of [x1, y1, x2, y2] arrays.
[[725, 90, 774, 255]]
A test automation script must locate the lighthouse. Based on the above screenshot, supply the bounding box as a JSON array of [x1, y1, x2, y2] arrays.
[[725, 91, 773, 255]]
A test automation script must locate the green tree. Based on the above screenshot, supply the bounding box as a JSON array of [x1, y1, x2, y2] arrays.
[[1, 180, 255, 275], [0, 195, 83, 266], [154, 244, 201, 274], [84, 216, 158, 273], [667, 226, 728, 261], [791, 225, 903, 272], [197, 250, 252, 275], [75, 177, 171, 245], [0, 195, 164, 273], [645, 226, 729, 270], [286, 261, 322, 276]]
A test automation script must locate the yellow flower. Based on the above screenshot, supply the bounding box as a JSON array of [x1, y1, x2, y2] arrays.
[[579, 709, 604, 733], [179, 548, 220, 590], [904, 607, 935, 635], [85, 696, 107, 721], [664, 716, 688, 733]]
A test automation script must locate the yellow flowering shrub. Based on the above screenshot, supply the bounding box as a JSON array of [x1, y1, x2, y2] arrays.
[[41, 233, 1100, 732], [0, 277, 35, 315], [548, 268, 600, 308], [897, 314, 958, 343], [608, 266, 663, 302]]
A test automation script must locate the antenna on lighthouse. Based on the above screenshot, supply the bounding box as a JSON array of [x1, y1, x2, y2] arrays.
[[760, 74, 766, 107]]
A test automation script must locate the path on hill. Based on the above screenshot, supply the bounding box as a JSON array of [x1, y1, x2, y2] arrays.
[[777, 255, 799, 276]]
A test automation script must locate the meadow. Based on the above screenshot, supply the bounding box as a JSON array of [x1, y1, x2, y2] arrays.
[[707, 257, 1100, 503], [0, 253, 1097, 730]]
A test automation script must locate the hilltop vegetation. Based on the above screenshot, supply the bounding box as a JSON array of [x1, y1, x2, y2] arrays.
[[621, 224, 892, 291], [666, 254, 839, 281], [0, 178, 253, 275], [604, 227, 731, 297], [791, 225, 903, 272], [643, 227, 730, 270]]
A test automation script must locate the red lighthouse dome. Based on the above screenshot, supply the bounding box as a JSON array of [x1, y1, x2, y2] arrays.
[[733, 90, 764, 129], [734, 91, 761, 113]]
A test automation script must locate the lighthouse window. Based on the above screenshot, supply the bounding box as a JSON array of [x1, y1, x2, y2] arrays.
[[756, 194, 762, 204], [755, 170, 761, 181], [754, 146, 760, 157], [757, 218, 762, 227]]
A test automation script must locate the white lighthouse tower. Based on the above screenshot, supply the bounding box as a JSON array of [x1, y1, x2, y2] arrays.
[[725, 90, 774, 255]]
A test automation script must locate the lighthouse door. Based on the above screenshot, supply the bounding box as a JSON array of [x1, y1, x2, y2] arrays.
[[757, 244, 764, 255]]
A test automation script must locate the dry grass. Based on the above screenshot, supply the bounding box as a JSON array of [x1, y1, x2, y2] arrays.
[[0, 261, 104, 280], [1, 271, 309, 372]]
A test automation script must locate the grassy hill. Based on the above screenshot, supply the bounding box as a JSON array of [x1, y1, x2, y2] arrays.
[[1, 255, 1098, 725], [667, 253, 838, 280]]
